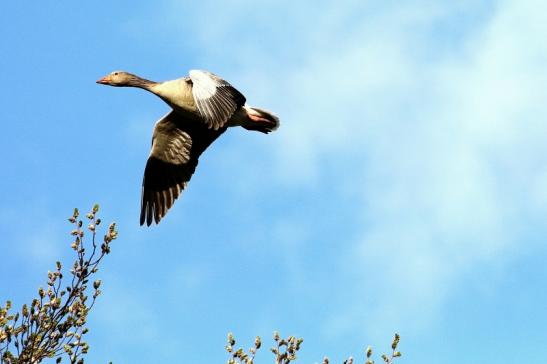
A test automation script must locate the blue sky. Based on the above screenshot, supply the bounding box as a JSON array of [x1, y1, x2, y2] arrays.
[[1, 0, 546, 363]]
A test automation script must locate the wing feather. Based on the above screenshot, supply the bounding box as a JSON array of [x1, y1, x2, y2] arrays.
[[189, 70, 246, 130], [140, 111, 226, 226]]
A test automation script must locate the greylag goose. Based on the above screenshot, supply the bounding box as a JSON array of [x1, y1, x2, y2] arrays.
[[96, 70, 279, 226]]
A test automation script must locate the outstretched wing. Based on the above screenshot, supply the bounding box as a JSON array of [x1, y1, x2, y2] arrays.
[[189, 69, 246, 130], [141, 111, 226, 226]]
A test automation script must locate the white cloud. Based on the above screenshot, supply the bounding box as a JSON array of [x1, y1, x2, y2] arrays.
[[337, 0, 547, 334], [137, 0, 547, 338]]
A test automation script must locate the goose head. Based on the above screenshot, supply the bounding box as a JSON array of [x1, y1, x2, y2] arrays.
[[96, 71, 138, 87]]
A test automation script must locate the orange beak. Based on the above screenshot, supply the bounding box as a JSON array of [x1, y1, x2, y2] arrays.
[[96, 75, 111, 85]]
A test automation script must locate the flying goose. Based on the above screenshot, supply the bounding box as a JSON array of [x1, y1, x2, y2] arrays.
[[97, 70, 279, 226]]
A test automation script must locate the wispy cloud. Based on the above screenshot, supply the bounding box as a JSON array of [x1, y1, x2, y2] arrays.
[[329, 0, 547, 335], [127, 0, 547, 342]]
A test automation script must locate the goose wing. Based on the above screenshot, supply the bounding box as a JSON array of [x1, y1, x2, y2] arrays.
[[189, 70, 246, 130], [140, 111, 226, 226]]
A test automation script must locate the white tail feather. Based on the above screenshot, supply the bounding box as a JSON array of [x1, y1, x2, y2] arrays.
[[244, 106, 280, 133]]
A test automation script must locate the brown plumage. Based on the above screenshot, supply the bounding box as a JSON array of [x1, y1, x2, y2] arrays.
[[97, 69, 279, 226]]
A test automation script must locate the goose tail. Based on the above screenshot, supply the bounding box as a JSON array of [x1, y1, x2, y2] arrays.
[[242, 106, 280, 134]]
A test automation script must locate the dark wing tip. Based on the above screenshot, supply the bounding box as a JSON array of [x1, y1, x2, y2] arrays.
[[140, 207, 145, 226], [140, 156, 194, 227], [140, 187, 167, 227]]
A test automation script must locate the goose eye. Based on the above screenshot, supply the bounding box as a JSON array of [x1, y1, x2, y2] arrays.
[[114, 72, 119, 76]]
